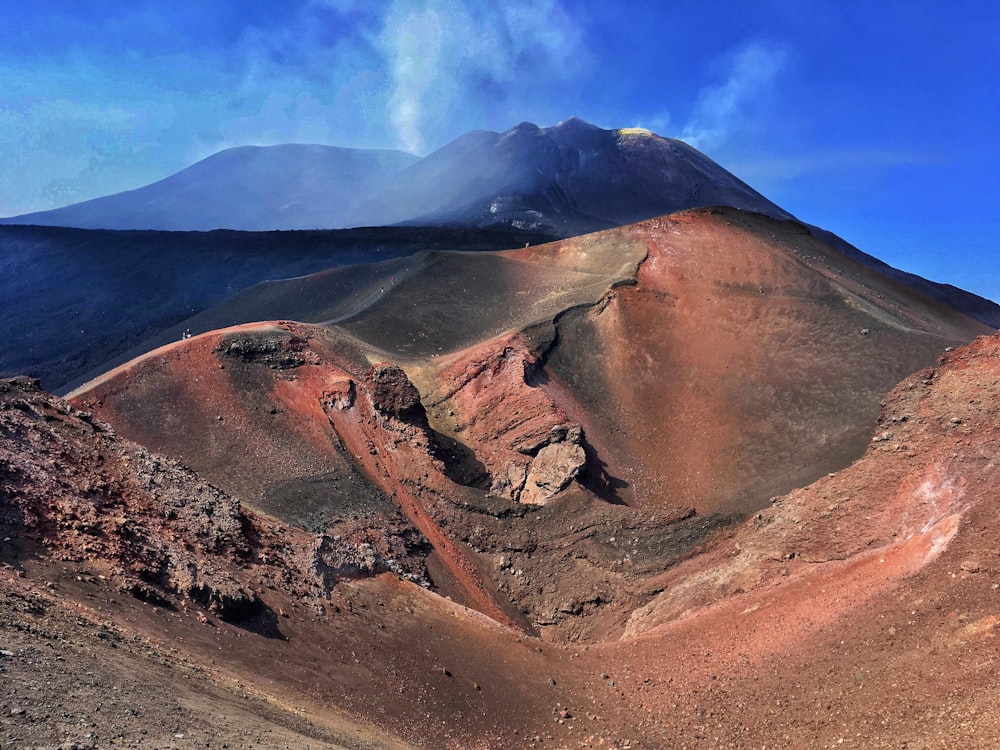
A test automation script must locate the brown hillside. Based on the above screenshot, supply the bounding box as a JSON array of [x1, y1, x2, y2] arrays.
[[4, 330, 1000, 747], [542, 208, 989, 516], [66, 209, 991, 645], [5, 207, 987, 746]]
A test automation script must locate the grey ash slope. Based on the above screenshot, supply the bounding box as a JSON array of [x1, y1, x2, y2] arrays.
[[0, 224, 553, 393], [2, 118, 790, 234], [810, 224, 1000, 328]]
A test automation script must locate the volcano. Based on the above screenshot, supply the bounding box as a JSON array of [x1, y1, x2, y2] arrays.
[[2, 118, 789, 233], [2, 121, 999, 748]]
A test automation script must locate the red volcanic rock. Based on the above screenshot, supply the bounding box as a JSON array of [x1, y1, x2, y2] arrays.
[[6, 328, 1000, 746], [425, 338, 588, 503], [323, 375, 356, 410], [69, 322, 531, 630], [0, 378, 604, 749], [0, 374, 423, 627], [7, 330, 1000, 748]]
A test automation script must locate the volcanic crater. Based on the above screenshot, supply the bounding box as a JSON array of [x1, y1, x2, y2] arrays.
[[3, 207, 999, 748]]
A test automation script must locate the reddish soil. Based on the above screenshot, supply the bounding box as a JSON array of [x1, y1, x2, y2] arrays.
[[6, 332, 1000, 747], [542, 209, 990, 516], [4, 208, 998, 748]]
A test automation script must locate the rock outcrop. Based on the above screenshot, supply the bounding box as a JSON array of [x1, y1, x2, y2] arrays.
[[0, 376, 426, 629], [366, 363, 427, 423], [214, 331, 320, 370], [426, 338, 590, 504], [520, 425, 587, 505]]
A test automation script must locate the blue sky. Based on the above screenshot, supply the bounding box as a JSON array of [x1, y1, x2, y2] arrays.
[[2, 0, 997, 300]]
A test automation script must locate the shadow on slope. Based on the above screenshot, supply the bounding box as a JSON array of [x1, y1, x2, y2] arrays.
[[71, 227, 646, 395], [0, 223, 554, 393]]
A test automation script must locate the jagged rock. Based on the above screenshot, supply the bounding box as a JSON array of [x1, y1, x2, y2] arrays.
[[516, 424, 580, 456], [311, 536, 387, 591], [0, 379, 272, 626], [214, 332, 319, 370], [520, 427, 587, 505], [366, 364, 425, 422], [135, 452, 246, 555], [490, 461, 530, 502], [0, 375, 42, 394]]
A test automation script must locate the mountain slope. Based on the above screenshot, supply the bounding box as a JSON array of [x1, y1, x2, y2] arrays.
[[537, 208, 991, 515], [67, 207, 992, 645], [2, 119, 791, 233], [2, 144, 419, 231], [810, 223, 1000, 327], [6, 297, 1000, 748]]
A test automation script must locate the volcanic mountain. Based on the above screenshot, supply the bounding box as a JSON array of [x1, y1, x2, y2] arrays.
[[3, 119, 999, 747], [2, 118, 790, 233], [4, 212, 1000, 745], [5, 119, 998, 396]]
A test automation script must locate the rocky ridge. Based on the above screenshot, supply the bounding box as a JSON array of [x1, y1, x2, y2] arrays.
[[0, 376, 428, 626], [3, 329, 1000, 747]]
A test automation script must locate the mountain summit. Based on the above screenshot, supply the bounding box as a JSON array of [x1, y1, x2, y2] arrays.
[[2, 119, 790, 233]]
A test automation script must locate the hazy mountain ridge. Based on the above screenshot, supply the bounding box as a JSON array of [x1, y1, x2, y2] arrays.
[[2, 118, 791, 233], [2, 144, 419, 232]]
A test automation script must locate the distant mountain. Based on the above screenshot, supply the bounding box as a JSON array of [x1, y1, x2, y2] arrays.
[[2, 144, 419, 231], [2, 118, 791, 233]]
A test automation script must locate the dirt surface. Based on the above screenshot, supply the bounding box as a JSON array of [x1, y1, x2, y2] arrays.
[[6, 332, 1000, 747], [4, 207, 999, 747]]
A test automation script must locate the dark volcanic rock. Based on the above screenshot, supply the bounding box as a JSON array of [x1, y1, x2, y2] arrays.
[[366, 363, 426, 422], [214, 332, 320, 370]]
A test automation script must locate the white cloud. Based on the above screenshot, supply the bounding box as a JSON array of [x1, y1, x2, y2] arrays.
[[376, 0, 584, 153], [681, 41, 787, 151]]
